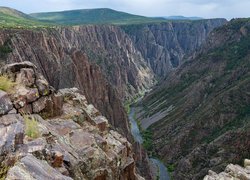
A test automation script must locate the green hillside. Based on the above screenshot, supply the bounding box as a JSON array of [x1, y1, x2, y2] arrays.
[[30, 8, 166, 25], [0, 7, 51, 28]]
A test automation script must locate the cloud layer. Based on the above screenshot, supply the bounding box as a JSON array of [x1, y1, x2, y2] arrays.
[[1, 0, 250, 19]]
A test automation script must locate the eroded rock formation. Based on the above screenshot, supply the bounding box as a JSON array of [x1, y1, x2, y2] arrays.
[[122, 19, 227, 76], [0, 62, 144, 180]]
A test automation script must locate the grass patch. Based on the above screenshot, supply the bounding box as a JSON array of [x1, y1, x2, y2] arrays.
[[23, 114, 40, 139], [0, 75, 16, 92], [124, 100, 131, 114]]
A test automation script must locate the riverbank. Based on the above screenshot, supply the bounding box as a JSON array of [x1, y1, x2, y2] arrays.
[[128, 106, 170, 180]]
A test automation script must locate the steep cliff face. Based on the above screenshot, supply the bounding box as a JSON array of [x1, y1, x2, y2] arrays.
[[57, 26, 155, 99], [0, 62, 144, 180], [0, 26, 155, 100], [0, 26, 155, 137], [122, 19, 227, 77], [138, 18, 250, 179]]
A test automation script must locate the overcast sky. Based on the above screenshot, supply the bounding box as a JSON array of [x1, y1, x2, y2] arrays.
[[1, 0, 250, 19]]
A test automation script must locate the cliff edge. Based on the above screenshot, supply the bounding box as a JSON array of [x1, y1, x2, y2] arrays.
[[0, 61, 143, 180]]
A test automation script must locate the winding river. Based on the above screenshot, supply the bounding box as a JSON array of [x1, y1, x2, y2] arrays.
[[128, 106, 170, 180]]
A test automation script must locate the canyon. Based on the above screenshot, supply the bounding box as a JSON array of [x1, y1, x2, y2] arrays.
[[0, 6, 249, 180], [139, 18, 250, 179], [0, 18, 226, 178]]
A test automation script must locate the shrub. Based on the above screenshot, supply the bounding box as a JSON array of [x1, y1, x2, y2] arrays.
[[0, 75, 15, 92], [167, 163, 175, 172], [23, 114, 40, 139]]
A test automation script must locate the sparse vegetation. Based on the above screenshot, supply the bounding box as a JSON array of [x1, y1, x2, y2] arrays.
[[124, 100, 131, 113], [142, 129, 154, 155], [0, 75, 15, 92], [23, 114, 40, 139]]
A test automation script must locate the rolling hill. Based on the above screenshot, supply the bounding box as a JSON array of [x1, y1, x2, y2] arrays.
[[0, 6, 50, 28], [30, 8, 166, 25]]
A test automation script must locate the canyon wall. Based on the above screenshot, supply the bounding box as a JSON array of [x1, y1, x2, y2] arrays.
[[122, 19, 227, 77], [0, 26, 154, 138], [139, 18, 250, 179]]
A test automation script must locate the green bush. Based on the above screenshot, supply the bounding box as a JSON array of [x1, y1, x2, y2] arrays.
[[0, 75, 15, 92], [23, 115, 40, 139]]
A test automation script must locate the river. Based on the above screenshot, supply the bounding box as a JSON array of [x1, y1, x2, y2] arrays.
[[128, 106, 170, 180]]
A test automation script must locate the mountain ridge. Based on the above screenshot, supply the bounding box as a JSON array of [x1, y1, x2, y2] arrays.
[[30, 8, 166, 25]]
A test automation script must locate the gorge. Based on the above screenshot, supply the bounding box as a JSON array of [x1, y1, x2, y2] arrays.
[[0, 6, 249, 180]]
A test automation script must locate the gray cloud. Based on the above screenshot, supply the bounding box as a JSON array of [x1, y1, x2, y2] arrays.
[[1, 0, 250, 19]]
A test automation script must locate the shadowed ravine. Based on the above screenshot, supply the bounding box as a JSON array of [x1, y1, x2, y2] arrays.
[[128, 107, 170, 180]]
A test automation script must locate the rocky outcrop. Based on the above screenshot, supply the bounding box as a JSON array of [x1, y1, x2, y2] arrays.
[[0, 62, 144, 180], [122, 19, 227, 76], [204, 159, 250, 180]]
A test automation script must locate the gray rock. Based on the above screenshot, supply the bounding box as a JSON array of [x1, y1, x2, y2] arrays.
[[0, 114, 24, 155], [15, 68, 35, 87], [32, 96, 47, 113], [0, 61, 37, 74], [0, 90, 13, 115], [6, 154, 73, 180], [204, 162, 250, 180], [35, 73, 50, 96]]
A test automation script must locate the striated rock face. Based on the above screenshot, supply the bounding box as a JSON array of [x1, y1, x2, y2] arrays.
[[139, 18, 250, 179], [0, 62, 144, 180], [0, 28, 134, 137], [0, 25, 154, 100], [204, 159, 250, 180], [122, 19, 227, 76]]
